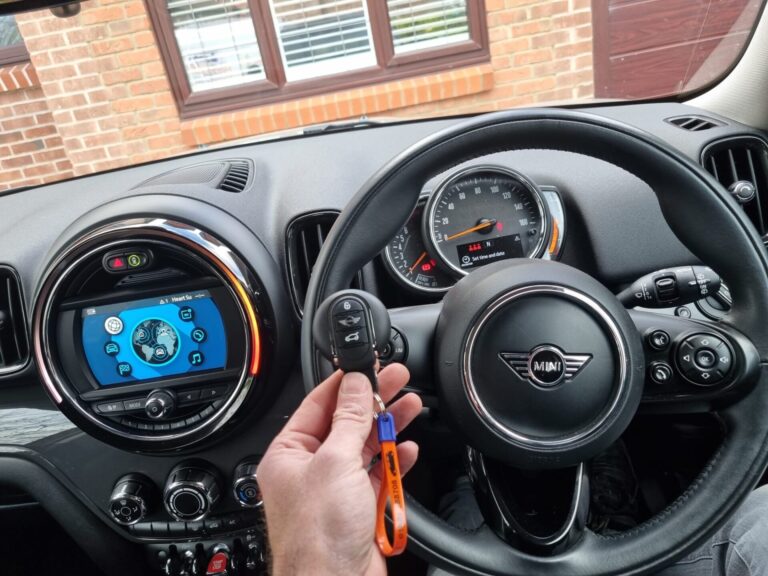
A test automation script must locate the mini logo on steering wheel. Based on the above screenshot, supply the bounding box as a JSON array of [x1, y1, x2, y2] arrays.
[[499, 345, 591, 387]]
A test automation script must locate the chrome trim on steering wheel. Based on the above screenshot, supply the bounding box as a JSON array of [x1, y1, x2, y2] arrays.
[[462, 284, 629, 449]]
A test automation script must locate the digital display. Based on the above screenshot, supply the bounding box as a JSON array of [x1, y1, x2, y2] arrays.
[[456, 234, 523, 269], [81, 289, 228, 387]]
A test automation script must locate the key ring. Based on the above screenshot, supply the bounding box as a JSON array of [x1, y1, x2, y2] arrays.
[[373, 392, 386, 419]]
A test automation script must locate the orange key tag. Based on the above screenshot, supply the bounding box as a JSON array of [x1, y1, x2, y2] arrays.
[[375, 411, 407, 556]]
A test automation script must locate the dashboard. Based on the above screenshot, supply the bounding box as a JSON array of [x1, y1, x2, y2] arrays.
[[0, 102, 766, 575]]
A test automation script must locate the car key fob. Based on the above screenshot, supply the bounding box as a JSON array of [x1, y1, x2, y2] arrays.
[[312, 289, 391, 389]]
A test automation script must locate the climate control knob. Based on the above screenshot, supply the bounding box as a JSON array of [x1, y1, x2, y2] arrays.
[[108, 473, 155, 526], [145, 389, 176, 419], [164, 461, 221, 521], [232, 458, 262, 508]]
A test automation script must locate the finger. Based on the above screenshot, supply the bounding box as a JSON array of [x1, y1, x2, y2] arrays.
[[270, 370, 344, 453], [369, 441, 419, 493], [362, 392, 422, 463], [376, 363, 411, 404], [322, 372, 374, 457]]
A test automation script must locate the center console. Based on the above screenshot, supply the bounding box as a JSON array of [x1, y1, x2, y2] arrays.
[[26, 207, 294, 575]]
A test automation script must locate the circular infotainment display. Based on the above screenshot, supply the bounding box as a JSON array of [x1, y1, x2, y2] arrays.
[[32, 216, 277, 452]]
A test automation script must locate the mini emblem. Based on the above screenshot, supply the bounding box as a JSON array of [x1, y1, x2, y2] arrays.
[[499, 345, 592, 387]]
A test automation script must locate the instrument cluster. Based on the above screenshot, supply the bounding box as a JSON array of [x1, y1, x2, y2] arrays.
[[383, 165, 565, 294]]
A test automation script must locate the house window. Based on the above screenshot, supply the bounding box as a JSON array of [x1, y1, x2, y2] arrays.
[[147, 0, 488, 118], [0, 16, 28, 67]]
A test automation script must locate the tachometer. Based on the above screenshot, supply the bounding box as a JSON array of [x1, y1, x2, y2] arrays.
[[425, 167, 548, 276], [384, 198, 454, 293]]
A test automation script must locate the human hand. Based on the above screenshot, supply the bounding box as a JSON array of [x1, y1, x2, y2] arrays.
[[257, 364, 422, 576]]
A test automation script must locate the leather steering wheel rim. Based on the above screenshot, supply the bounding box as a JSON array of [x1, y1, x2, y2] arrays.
[[301, 109, 768, 575]]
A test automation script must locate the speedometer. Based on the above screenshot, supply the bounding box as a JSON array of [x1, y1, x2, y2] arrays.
[[425, 167, 549, 276]]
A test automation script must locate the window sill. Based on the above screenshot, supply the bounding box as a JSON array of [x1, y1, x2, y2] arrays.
[[180, 64, 494, 147], [0, 62, 38, 93]]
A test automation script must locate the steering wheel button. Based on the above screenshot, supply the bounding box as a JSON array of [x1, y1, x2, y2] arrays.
[[648, 329, 670, 350], [649, 362, 673, 385], [694, 349, 717, 369]]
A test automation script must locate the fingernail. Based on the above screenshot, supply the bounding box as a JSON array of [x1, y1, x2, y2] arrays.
[[341, 372, 369, 394]]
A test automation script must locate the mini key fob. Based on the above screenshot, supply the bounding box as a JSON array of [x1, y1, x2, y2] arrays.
[[313, 290, 391, 387]]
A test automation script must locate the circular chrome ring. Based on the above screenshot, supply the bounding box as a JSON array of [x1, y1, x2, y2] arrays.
[[32, 218, 262, 448], [461, 284, 629, 449], [426, 165, 550, 277]]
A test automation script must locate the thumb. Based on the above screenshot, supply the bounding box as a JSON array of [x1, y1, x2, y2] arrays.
[[325, 372, 374, 456]]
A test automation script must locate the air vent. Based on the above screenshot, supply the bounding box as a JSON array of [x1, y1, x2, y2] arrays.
[[219, 160, 251, 193], [286, 212, 363, 315], [702, 137, 768, 234], [135, 159, 252, 192], [667, 115, 723, 132], [0, 266, 29, 374]]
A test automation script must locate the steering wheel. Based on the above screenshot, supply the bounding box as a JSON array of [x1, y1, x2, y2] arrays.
[[301, 109, 768, 575]]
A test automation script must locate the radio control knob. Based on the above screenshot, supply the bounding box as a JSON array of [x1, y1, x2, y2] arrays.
[[164, 461, 221, 521], [145, 389, 176, 420], [232, 459, 262, 509], [108, 473, 155, 526]]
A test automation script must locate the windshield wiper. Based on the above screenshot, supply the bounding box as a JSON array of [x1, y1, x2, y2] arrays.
[[302, 117, 383, 135]]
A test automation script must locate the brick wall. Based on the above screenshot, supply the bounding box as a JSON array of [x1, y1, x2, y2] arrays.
[[4, 0, 595, 191], [0, 63, 72, 189], [15, 1, 187, 178]]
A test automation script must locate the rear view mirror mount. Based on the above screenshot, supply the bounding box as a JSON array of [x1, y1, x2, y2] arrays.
[[0, 0, 83, 17]]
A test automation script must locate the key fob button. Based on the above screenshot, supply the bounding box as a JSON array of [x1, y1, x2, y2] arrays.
[[332, 298, 364, 316], [334, 311, 366, 330], [336, 327, 369, 348]]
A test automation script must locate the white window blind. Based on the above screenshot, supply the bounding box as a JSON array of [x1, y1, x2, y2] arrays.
[[270, 0, 376, 82], [388, 0, 470, 54], [168, 0, 265, 92]]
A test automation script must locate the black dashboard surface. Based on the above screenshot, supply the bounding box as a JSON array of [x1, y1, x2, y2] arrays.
[[0, 101, 766, 575]]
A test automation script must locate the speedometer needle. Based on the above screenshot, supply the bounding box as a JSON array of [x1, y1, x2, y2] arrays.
[[409, 251, 428, 273], [446, 219, 497, 241]]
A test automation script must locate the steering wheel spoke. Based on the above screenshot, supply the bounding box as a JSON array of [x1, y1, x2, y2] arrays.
[[631, 309, 761, 412], [467, 448, 589, 555], [387, 303, 442, 396]]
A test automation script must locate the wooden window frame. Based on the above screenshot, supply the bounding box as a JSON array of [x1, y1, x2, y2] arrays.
[[145, 0, 489, 119]]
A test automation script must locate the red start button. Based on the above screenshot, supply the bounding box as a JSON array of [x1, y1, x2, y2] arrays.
[[206, 551, 229, 575]]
